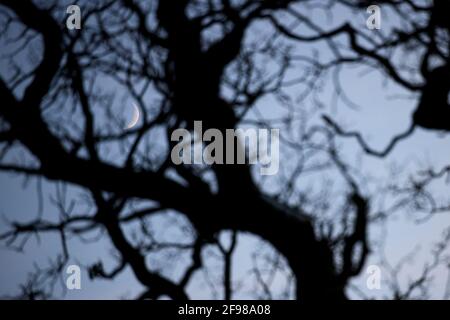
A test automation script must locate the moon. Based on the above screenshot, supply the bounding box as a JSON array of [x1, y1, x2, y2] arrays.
[[126, 103, 140, 129]]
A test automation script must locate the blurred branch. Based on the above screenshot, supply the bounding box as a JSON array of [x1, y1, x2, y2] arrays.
[[323, 115, 416, 157]]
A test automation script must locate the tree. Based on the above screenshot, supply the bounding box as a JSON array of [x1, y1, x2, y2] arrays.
[[0, 0, 449, 300]]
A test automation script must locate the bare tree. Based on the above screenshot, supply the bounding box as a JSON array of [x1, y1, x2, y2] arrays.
[[0, 0, 448, 300]]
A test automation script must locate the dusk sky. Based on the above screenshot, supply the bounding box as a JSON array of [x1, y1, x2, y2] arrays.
[[1, 0, 449, 300]]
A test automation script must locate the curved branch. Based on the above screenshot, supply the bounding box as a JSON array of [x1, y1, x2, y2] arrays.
[[323, 114, 416, 157]]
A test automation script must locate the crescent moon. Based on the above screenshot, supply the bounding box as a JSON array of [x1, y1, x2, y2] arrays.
[[126, 103, 140, 129]]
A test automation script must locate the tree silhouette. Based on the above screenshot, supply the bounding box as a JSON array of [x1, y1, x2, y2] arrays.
[[0, 0, 449, 300]]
